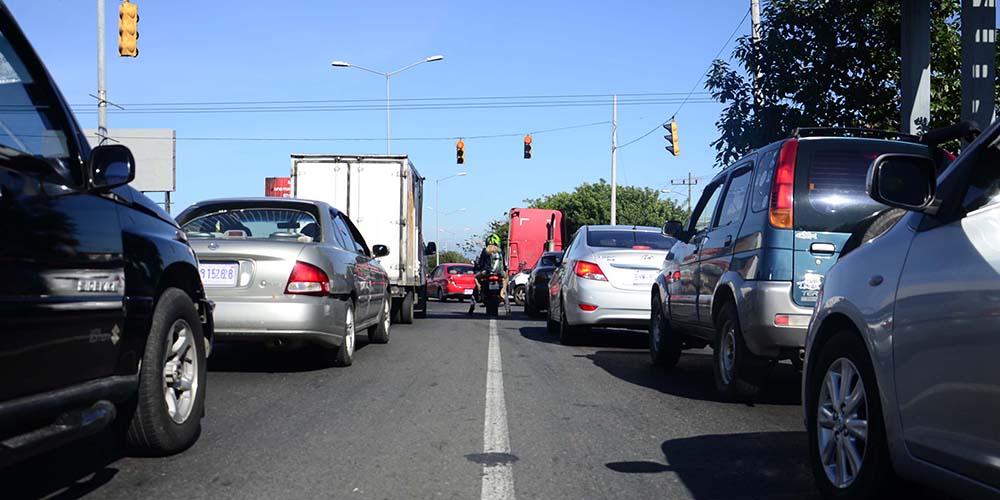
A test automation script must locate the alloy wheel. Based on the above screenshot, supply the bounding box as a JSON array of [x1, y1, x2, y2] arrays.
[[719, 325, 736, 385], [344, 307, 356, 357], [817, 357, 869, 489], [162, 318, 199, 424]]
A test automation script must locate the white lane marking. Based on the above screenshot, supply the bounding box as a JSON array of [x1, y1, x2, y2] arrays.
[[482, 319, 515, 500]]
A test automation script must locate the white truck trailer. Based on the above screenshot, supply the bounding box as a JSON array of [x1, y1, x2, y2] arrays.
[[290, 154, 431, 323]]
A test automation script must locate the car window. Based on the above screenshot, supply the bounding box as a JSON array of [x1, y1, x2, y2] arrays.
[[585, 230, 676, 250], [961, 143, 1000, 213], [340, 215, 370, 255], [751, 148, 778, 212], [332, 215, 361, 253], [691, 181, 724, 233], [448, 265, 474, 275], [181, 207, 320, 242], [539, 255, 560, 267], [716, 166, 753, 229]]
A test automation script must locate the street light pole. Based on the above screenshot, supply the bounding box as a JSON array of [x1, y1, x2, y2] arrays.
[[433, 172, 466, 266], [331, 55, 444, 154]]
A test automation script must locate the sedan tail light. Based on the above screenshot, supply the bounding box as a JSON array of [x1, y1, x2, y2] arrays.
[[574, 260, 607, 281], [285, 261, 330, 296]]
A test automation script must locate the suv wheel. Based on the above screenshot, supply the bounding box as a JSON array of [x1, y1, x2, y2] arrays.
[[123, 288, 206, 455], [649, 294, 682, 369], [713, 301, 763, 401], [807, 331, 893, 498]]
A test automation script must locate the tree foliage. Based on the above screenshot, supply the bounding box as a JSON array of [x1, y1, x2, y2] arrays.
[[525, 179, 689, 235], [434, 250, 470, 264], [705, 0, 991, 166]]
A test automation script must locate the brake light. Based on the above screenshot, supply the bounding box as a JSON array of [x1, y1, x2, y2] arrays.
[[769, 139, 798, 229], [574, 260, 607, 281], [285, 261, 330, 296], [631, 245, 651, 250]]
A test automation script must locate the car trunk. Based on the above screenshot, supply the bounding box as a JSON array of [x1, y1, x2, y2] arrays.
[[187, 239, 307, 299], [790, 138, 934, 307], [591, 249, 667, 292]]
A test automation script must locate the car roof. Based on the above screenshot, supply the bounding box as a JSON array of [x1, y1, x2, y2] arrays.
[[584, 224, 661, 232]]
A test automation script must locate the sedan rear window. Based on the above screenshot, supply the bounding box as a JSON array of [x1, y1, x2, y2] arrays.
[[586, 230, 676, 250], [448, 265, 474, 275], [181, 207, 320, 242]]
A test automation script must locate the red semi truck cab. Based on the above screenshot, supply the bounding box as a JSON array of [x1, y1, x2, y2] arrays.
[[507, 208, 564, 277]]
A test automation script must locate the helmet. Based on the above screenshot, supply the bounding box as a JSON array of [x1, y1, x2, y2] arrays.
[[487, 233, 501, 246]]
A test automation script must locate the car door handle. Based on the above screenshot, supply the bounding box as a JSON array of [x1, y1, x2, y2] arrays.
[[723, 235, 733, 247], [810, 242, 836, 255]]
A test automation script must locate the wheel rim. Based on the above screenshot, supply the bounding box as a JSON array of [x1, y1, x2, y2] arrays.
[[437, 288, 443, 300], [817, 357, 868, 489], [650, 305, 662, 351], [344, 307, 355, 356], [382, 298, 390, 334], [720, 324, 736, 385], [162, 318, 198, 424], [515, 288, 525, 302]]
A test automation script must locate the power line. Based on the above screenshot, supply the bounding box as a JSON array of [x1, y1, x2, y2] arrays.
[[618, 7, 752, 150]]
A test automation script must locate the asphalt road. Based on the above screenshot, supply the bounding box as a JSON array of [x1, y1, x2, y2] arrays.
[[2, 300, 948, 499]]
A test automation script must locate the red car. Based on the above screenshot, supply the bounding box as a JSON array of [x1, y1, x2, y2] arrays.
[[426, 263, 476, 301]]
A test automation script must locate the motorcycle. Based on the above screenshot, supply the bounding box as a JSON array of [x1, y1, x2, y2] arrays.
[[481, 272, 509, 317]]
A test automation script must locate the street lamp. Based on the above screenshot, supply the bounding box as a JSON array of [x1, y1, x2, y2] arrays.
[[330, 55, 444, 154], [434, 173, 466, 266]]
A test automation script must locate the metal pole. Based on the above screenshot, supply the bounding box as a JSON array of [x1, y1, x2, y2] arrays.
[[687, 172, 693, 214], [961, 0, 996, 139], [164, 192, 171, 215], [97, 0, 107, 144], [385, 74, 391, 154], [610, 94, 617, 226], [434, 187, 439, 267], [750, 0, 763, 108], [901, 0, 931, 134]]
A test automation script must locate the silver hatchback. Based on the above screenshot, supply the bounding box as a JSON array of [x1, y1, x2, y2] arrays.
[[547, 225, 675, 345], [803, 121, 1000, 498]]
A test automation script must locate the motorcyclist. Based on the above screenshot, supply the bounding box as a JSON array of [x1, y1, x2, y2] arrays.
[[469, 233, 508, 314]]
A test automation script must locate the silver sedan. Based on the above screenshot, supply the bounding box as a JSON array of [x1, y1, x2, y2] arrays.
[[547, 225, 676, 345], [176, 198, 391, 367]]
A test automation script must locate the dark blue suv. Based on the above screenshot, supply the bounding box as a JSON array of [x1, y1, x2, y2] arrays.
[[652, 129, 951, 401]]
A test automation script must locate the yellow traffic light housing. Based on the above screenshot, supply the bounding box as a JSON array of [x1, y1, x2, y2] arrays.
[[663, 119, 679, 156], [523, 134, 532, 159], [118, 0, 139, 57], [456, 139, 465, 164]]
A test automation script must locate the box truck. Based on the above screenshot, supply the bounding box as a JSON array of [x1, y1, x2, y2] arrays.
[[290, 154, 430, 323], [507, 208, 565, 304]]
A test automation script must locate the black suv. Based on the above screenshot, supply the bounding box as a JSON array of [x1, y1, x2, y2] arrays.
[[0, 4, 211, 466]]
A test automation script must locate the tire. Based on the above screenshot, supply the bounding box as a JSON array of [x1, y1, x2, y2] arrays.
[[559, 299, 584, 345], [525, 300, 537, 317], [122, 288, 206, 455], [367, 294, 391, 344], [649, 294, 682, 369], [331, 303, 356, 367], [399, 290, 414, 324], [513, 285, 526, 306], [437, 287, 446, 302], [546, 306, 559, 333], [713, 301, 764, 401], [807, 332, 892, 499]]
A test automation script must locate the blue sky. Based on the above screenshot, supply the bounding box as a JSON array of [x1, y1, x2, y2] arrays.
[[8, 0, 749, 247]]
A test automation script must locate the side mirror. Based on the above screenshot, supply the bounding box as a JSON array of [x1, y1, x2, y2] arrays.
[[867, 153, 936, 211], [662, 220, 683, 238], [372, 244, 390, 258], [89, 145, 135, 190], [424, 242, 437, 256]]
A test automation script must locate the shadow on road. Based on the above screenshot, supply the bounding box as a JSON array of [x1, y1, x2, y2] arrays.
[[518, 325, 649, 349], [606, 432, 818, 499], [0, 431, 123, 500], [207, 340, 371, 373]]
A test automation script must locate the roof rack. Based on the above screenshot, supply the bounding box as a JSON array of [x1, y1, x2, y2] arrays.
[[788, 127, 921, 142]]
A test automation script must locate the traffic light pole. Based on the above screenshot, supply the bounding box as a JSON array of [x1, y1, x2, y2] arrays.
[[96, 0, 107, 145], [610, 94, 617, 226]]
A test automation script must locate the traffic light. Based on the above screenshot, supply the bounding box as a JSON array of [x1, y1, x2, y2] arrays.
[[456, 139, 465, 164], [523, 134, 532, 159], [118, 0, 139, 57], [663, 119, 679, 156]]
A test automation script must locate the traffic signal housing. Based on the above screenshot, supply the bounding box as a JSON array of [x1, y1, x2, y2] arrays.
[[456, 139, 465, 164], [663, 119, 679, 156], [523, 134, 532, 159], [118, 0, 139, 57]]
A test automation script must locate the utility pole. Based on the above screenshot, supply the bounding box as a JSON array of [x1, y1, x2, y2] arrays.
[[610, 94, 617, 226], [671, 172, 698, 215], [750, 0, 763, 108], [96, 0, 107, 144], [901, 0, 931, 134]]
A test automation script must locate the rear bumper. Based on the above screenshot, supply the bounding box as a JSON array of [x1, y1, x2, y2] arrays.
[[739, 281, 813, 358], [445, 282, 475, 297], [565, 281, 650, 328], [210, 296, 348, 347]]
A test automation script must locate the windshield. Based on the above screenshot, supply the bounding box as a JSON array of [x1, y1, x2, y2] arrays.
[[0, 32, 70, 163], [181, 207, 321, 242], [587, 230, 676, 250], [447, 265, 474, 275]]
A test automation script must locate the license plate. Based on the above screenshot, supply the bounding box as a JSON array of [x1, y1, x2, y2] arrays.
[[200, 262, 239, 287], [463, 289, 474, 295], [488, 282, 500, 291], [633, 270, 657, 285]]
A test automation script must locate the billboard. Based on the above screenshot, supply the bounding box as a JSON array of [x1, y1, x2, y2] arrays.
[[265, 177, 292, 197], [84, 128, 176, 192]]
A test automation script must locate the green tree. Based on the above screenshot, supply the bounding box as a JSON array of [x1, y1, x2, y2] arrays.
[[434, 250, 470, 264], [705, 0, 991, 166], [526, 179, 689, 235]]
